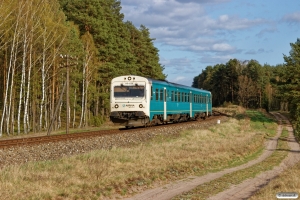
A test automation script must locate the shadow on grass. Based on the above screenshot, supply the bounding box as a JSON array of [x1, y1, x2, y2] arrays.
[[276, 148, 300, 153]]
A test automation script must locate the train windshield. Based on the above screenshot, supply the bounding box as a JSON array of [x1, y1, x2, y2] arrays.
[[114, 85, 145, 98]]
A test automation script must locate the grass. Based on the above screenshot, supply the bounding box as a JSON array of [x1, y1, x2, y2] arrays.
[[249, 161, 300, 200], [0, 110, 279, 199], [249, 124, 300, 200], [173, 128, 289, 200]]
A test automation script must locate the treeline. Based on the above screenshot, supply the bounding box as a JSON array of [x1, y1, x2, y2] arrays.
[[0, 0, 165, 136], [192, 39, 300, 137]]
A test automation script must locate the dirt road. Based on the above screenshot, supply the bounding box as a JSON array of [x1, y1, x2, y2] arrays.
[[124, 113, 300, 200]]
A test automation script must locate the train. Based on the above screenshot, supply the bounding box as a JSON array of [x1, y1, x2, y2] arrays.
[[110, 75, 212, 128]]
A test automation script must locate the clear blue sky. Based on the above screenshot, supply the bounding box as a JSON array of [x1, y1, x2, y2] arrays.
[[120, 0, 300, 86]]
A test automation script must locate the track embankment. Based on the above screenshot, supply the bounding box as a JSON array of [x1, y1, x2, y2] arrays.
[[0, 115, 227, 167]]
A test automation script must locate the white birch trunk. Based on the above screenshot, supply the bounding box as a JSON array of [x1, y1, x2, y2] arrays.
[[58, 101, 63, 129], [24, 40, 33, 134], [79, 65, 86, 128], [0, 6, 22, 136], [73, 88, 76, 128], [79, 55, 92, 127], [24, 1, 38, 134], [84, 80, 89, 127], [39, 28, 47, 131], [11, 91, 15, 135], [18, 19, 28, 135], [6, 33, 20, 135]]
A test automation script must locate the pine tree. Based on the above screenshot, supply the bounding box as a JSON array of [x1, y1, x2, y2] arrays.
[[282, 38, 300, 137]]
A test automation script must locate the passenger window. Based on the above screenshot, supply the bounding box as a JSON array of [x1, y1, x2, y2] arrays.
[[160, 89, 163, 101], [155, 89, 159, 101], [171, 91, 174, 101], [178, 92, 181, 102], [151, 86, 153, 100], [175, 91, 177, 102]]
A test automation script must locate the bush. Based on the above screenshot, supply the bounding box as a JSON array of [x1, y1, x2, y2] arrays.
[[89, 116, 105, 126], [295, 104, 300, 141]]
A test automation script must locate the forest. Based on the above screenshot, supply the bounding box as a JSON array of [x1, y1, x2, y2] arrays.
[[0, 0, 165, 136], [192, 39, 300, 138], [0, 0, 299, 139]]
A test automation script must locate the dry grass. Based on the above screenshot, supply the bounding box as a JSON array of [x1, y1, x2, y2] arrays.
[[214, 105, 246, 117], [0, 115, 275, 199], [174, 127, 289, 200], [249, 162, 300, 200]]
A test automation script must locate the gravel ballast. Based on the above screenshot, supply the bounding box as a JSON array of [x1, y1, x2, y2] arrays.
[[0, 116, 228, 167]]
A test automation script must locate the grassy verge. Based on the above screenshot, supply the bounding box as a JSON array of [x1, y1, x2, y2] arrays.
[[0, 111, 277, 199], [173, 127, 289, 200], [249, 161, 300, 200]]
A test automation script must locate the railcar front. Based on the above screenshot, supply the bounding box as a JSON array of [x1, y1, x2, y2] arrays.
[[110, 75, 151, 128]]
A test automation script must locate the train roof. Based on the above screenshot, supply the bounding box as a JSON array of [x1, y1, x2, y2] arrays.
[[112, 75, 210, 94], [149, 78, 210, 93]]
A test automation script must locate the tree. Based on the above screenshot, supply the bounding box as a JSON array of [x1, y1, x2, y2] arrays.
[[79, 31, 98, 127], [237, 75, 257, 108], [282, 38, 300, 137], [0, 0, 68, 136], [0, 0, 166, 136], [225, 59, 240, 104]]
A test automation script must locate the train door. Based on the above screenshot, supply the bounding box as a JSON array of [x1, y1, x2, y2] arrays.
[[189, 91, 192, 117], [164, 87, 167, 121], [206, 94, 208, 116]]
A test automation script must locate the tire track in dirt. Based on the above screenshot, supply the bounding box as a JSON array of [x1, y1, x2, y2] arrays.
[[208, 113, 300, 200], [124, 113, 296, 200]]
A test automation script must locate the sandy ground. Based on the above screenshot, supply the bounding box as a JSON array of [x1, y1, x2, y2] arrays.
[[124, 113, 300, 200]]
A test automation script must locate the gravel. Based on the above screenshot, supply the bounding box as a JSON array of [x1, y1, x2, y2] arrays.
[[0, 116, 228, 167]]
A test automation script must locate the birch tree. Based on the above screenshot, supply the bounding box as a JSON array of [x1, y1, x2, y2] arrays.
[[0, 1, 23, 136], [1, 0, 68, 136], [17, 1, 32, 134], [79, 31, 98, 128], [38, 1, 68, 131]]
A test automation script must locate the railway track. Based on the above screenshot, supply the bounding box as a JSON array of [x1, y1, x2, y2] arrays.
[[0, 129, 121, 149], [0, 113, 226, 149]]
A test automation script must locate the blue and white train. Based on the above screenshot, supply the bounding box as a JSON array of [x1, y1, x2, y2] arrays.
[[110, 75, 212, 128]]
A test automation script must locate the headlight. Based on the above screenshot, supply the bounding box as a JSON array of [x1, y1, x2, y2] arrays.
[[115, 104, 119, 108], [139, 104, 143, 108]]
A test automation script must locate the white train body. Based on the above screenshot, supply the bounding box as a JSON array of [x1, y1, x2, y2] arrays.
[[110, 75, 151, 127]]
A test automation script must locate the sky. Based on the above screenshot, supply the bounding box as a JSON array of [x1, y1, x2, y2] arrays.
[[120, 0, 300, 86]]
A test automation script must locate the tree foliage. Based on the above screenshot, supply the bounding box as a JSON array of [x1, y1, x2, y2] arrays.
[[193, 39, 300, 138], [281, 39, 300, 137], [193, 59, 280, 110], [0, 0, 166, 136]]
